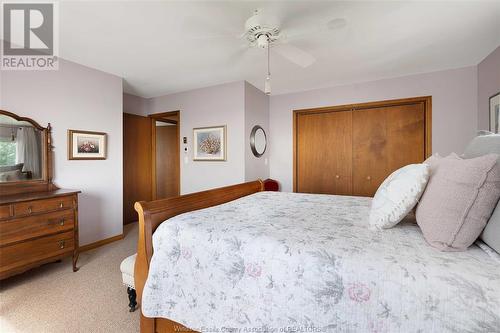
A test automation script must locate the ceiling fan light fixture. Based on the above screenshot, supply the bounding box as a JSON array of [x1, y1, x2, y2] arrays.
[[257, 34, 269, 48]]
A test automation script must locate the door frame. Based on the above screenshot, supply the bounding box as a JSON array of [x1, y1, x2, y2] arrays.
[[292, 96, 432, 192], [150, 111, 180, 200]]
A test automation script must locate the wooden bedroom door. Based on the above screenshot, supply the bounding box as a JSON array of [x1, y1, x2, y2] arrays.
[[151, 111, 180, 200], [295, 110, 353, 195], [123, 113, 152, 224], [352, 102, 426, 196]]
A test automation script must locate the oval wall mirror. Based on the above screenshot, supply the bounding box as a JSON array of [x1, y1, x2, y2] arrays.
[[250, 125, 267, 158]]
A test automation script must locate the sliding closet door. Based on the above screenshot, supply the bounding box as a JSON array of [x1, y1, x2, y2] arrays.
[[295, 110, 352, 195], [352, 103, 425, 196]]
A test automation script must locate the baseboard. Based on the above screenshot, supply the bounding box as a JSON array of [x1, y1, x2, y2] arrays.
[[79, 233, 124, 252]]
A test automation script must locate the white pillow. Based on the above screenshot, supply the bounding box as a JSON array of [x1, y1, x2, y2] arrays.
[[369, 164, 430, 229]]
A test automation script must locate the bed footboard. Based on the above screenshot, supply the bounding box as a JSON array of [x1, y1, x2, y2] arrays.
[[134, 180, 264, 333]]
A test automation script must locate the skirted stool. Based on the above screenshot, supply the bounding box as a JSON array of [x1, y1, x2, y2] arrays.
[[120, 253, 138, 312]]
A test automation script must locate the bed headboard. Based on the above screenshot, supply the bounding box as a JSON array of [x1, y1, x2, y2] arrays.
[[464, 132, 500, 253]]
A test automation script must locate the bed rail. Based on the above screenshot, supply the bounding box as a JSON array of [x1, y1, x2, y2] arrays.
[[134, 180, 264, 333]]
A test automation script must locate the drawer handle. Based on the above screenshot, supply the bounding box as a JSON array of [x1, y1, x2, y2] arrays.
[[27, 206, 32, 214], [59, 241, 65, 249], [366, 176, 372, 181], [59, 218, 65, 226], [335, 175, 340, 179], [59, 202, 64, 209]]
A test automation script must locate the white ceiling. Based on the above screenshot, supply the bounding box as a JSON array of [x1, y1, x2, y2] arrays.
[[59, 1, 500, 98]]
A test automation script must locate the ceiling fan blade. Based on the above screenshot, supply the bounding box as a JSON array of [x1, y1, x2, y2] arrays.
[[273, 43, 316, 68], [227, 44, 251, 64], [277, 1, 337, 32], [327, 18, 348, 30], [283, 18, 347, 42]]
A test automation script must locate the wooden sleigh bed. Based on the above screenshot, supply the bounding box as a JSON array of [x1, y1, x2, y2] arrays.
[[134, 180, 265, 333], [133, 177, 500, 333]]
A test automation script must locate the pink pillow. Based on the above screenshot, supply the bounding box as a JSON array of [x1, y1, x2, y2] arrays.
[[416, 153, 500, 251]]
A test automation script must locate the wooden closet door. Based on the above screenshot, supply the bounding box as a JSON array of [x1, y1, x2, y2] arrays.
[[352, 103, 425, 196], [296, 110, 352, 195]]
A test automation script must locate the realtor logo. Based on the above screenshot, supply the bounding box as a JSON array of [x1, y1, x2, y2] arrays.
[[1, 2, 58, 70]]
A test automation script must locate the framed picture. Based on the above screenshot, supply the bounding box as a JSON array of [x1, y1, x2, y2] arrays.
[[68, 129, 107, 160], [193, 125, 226, 161], [489, 92, 500, 133]]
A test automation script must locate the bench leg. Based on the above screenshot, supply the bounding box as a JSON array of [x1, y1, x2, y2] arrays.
[[127, 287, 137, 312]]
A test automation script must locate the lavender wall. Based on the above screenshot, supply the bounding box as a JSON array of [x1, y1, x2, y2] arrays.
[[0, 59, 123, 246], [123, 92, 148, 115], [244, 82, 270, 181], [269, 66, 478, 192], [124, 81, 270, 193], [478, 46, 500, 131], [146, 82, 246, 194]]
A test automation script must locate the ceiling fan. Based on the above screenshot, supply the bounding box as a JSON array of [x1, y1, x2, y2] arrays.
[[185, 8, 347, 94], [243, 9, 318, 67]]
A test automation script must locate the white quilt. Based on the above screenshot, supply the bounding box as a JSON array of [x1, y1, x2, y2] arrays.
[[142, 192, 500, 332]]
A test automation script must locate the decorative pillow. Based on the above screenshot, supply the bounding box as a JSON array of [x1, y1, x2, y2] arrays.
[[463, 132, 500, 254], [369, 164, 430, 229], [423, 152, 460, 171], [416, 153, 500, 251], [464, 132, 500, 158]]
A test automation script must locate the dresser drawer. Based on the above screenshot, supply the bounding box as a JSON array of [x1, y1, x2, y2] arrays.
[[0, 231, 74, 273], [0, 210, 74, 247], [0, 205, 11, 220], [13, 196, 74, 217]]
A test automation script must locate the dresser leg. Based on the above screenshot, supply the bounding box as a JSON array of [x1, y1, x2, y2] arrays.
[[72, 252, 79, 272], [127, 287, 137, 312]]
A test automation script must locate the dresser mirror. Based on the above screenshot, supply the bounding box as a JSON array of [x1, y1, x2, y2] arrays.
[[0, 110, 53, 195]]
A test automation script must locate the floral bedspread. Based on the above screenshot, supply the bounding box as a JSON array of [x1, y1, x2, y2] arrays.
[[142, 192, 500, 333]]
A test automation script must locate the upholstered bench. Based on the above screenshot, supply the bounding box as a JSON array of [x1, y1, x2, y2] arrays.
[[120, 254, 137, 312]]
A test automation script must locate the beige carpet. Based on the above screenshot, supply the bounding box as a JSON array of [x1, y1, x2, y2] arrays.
[[0, 223, 140, 333]]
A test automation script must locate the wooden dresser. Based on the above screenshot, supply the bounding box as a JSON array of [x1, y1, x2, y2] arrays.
[[0, 110, 81, 280], [0, 190, 80, 279]]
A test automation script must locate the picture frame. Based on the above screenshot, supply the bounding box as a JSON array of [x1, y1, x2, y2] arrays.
[[489, 92, 500, 133], [193, 125, 226, 161], [68, 129, 107, 160]]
